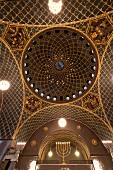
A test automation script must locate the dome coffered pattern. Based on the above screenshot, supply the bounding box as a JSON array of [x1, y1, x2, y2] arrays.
[[22, 27, 99, 103]]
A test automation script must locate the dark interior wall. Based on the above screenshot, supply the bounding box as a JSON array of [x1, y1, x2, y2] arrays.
[[22, 119, 108, 155], [16, 156, 93, 170], [16, 156, 37, 170], [36, 165, 92, 170], [17, 119, 113, 170], [36, 164, 94, 170]]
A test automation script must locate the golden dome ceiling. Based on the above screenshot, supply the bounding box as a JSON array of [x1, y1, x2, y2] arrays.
[[0, 0, 113, 142], [22, 26, 99, 103]]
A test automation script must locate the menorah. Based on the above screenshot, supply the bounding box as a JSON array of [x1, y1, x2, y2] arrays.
[[56, 142, 71, 164]]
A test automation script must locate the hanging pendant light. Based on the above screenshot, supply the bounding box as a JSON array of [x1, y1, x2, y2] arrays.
[[48, 148, 53, 157], [75, 147, 80, 157], [48, 0, 63, 14]]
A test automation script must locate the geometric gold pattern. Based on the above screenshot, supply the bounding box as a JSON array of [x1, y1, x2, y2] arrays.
[[0, 40, 24, 139], [15, 105, 113, 142], [1, 0, 113, 142], [100, 38, 113, 127], [22, 26, 99, 103], [1, 0, 113, 25]]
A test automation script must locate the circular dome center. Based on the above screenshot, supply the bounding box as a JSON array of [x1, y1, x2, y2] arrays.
[[22, 27, 99, 104], [55, 61, 64, 71]]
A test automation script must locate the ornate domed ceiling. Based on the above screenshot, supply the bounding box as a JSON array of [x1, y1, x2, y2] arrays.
[[0, 0, 113, 142], [22, 26, 99, 103]]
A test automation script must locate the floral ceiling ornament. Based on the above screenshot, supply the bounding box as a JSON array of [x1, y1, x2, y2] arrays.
[[88, 17, 113, 43], [4, 25, 28, 49], [82, 92, 100, 111], [25, 96, 42, 113]]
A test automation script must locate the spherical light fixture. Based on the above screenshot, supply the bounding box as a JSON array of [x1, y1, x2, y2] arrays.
[[0, 80, 10, 91], [48, 0, 63, 14], [48, 148, 53, 157], [75, 148, 80, 157], [58, 118, 67, 127]]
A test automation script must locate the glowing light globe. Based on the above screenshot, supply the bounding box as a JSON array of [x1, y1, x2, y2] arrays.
[[58, 118, 67, 127], [48, 149, 53, 157], [0, 80, 10, 91], [48, 0, 63, 14]]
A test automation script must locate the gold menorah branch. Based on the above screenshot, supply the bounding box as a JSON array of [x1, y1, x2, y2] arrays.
[[56, 142, 71, 164]]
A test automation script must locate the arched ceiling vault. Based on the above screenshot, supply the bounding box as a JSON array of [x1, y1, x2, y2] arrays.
[[0, 0, 113, 142], [15, 105, 113, 142]]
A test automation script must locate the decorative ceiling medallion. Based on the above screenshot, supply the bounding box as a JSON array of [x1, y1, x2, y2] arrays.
[[30, 140, 37, 147], [22, 26, 99, 104], [4, 25, 28, 49], [25, 95, 42, 113], [91, 139, 98, 145], [82, 92, 100, 112], [88, 17, 113, 43], [43, 127, 49, 132], [77, 125, 82, 130]]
